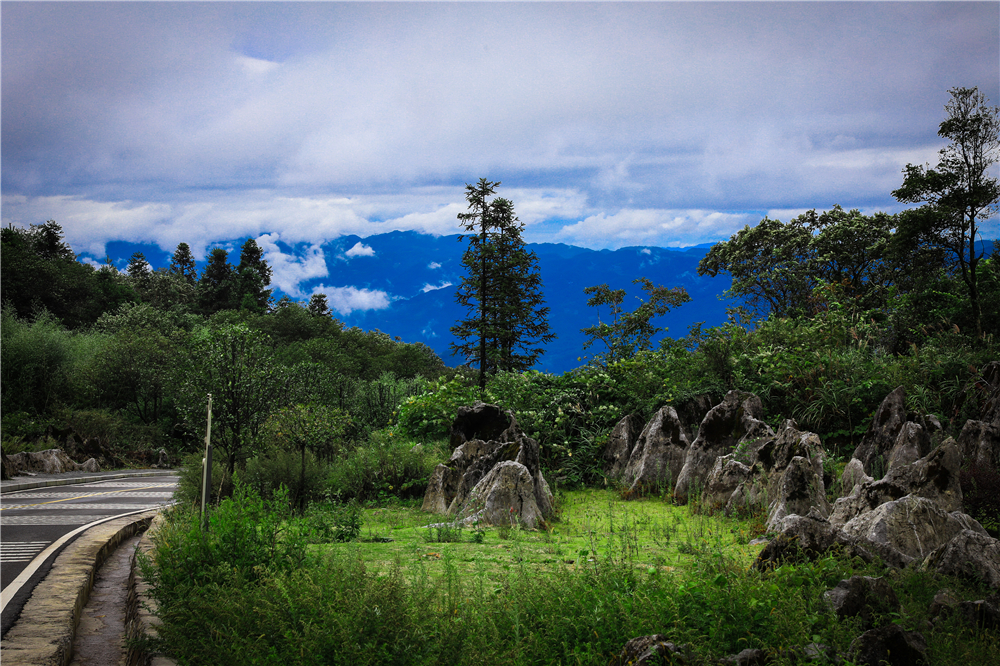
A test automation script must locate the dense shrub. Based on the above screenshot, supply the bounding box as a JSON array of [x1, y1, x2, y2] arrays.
[[325, 432, 445, 503], [245, 449, 329, 506], [397, 377, 479, 441]]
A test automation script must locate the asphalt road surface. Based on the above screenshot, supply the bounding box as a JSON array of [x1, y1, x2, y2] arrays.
[[0, 474, 179, 636]]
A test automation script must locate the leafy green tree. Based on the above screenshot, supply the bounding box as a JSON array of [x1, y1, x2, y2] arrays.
[[451, 179, 554, 394], [263, 404, 351, 512], [0, 222, 108, 327], [88, 329, 177, 425], [236, 238, 273, 314], [197, 248, 237, 315], [698, 207, 898, 319], [308, 293, 331, 318], [581, 278, 690, 364], [893, 86, 1000, 338], [178, 324, 291, 478], [168, 242, 198, 285]]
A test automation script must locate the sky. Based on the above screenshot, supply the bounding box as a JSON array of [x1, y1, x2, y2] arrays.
[[3, 1, 999, 301]]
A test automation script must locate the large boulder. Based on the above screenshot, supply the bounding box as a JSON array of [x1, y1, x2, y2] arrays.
[[422, 405, 553, 527], [956, 419, 1000, 470], [840, 494, 986, 568], [3, 449, 100, 476], [673, 391, 772, 503], [886, 421, 933, 471], [849, 625, 927, 666], [620, 406, 691, 497], [830, 439, 964, 527], [765, 454, 831, 532], [752, 514, 873, 571], [921, 529, 1000, 591], [852, 386, 907, 477], [601, 413, 646, 480], [824, 576, 900, 630]]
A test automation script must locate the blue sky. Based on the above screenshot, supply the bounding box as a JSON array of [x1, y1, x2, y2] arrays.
[[3, 2, 998, 303]]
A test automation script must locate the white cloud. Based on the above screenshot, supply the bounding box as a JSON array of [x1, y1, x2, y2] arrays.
[[421, 281, 453, 293], [256, 233, 329, 297], [311, 285, 392, 316], [427, 261, 442, 269], [345, 242, 375, 258], [554, 209, 760, 250], [640, 248, 651, 255]]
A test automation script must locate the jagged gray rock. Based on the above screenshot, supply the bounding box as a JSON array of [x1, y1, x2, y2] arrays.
[[765, 454, 831, 532], [852, 386, 907, 477], [752, 514, 873, 571], [620, 406, 691, 496], [840, 457, 872, 495], [830, 439, 964, 527], [840, 494, 986, 568], [956, 419, 1000, 470], [673, 391, 772, 503], [422, 405, 553, 527], [849, 625, 927, 666], [824, 576, 900, 630], [608, 635, 690, 666], [602, 413, 646, 480], [4, 449, 100, 475], [887, 421, 933, 471], [921, 529, 1000, 591]]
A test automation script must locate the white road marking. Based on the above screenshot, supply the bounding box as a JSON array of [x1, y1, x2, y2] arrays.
[[0, 541, 50, 563]]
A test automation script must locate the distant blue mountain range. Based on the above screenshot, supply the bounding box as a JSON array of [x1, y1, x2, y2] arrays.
[[90, 232, 741, 374]]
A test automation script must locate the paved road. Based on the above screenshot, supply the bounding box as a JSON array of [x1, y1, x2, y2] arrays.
[[0, 472, 179, 636]]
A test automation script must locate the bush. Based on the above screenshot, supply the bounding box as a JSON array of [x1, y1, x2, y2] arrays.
[[396, 377, 479, 441], [299, 501, 362, 543], [245, 449, 329, 506], [326, 432, 445, 503], [175, 451, 229, 506]]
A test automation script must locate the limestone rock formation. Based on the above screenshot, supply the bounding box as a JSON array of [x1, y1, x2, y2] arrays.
[[886, 421, 933, 471], [921, 529, 1000, 590], [852, 386, 907, 477], [824, 576, 900, 630], [830, 439, 964, 527], [422, 403, 553, 529], [956, 419, 1000, 470], [3, 449, 100, 476], [849, 625, 927, 666], [765, 454, 831, 532], [619, 406, 691, 496], [673, 391, 772, 503], [839, 495, 986, 568], [601, 413, 646, 480], [752, 514, 873, 571]]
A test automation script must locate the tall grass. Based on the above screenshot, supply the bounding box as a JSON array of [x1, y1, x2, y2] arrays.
[[144, 487, 1000, 666]]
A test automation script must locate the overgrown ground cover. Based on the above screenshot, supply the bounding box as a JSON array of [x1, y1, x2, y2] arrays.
[[142, 485, 1000, 666]]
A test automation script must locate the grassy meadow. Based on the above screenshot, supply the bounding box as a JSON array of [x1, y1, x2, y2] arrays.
[[141, 484, 999, 666]]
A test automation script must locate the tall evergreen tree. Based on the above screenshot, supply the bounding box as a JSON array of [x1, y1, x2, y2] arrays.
[[237, 238, 273, 313], [197, 248, 237, 314], [168, 242, 198, 285], [451, 179, 554, 394]]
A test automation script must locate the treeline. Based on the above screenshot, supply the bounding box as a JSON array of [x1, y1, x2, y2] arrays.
[[1, 222, 449, 467]]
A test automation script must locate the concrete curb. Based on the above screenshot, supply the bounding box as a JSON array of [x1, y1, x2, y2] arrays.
[[1, 470, 176, 495], [125, 514, 177, 666], [0, 510, 159, 666]]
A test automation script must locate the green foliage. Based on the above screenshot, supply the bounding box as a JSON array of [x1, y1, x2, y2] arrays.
[[245, 449, 330, 508], [451, 178, 555, 393], [143, 490, 1000, 666], [260, 403, 351, 511], [960, 463, 1000, 536], [325, 432, 445, 503], [581, 278, 691, 365], [892, 86, 1000, 338], [175, 451, 229, 507], [397, 377, 480, 441], [177, 323, 292, 476], [1, 307, 75, 414]]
